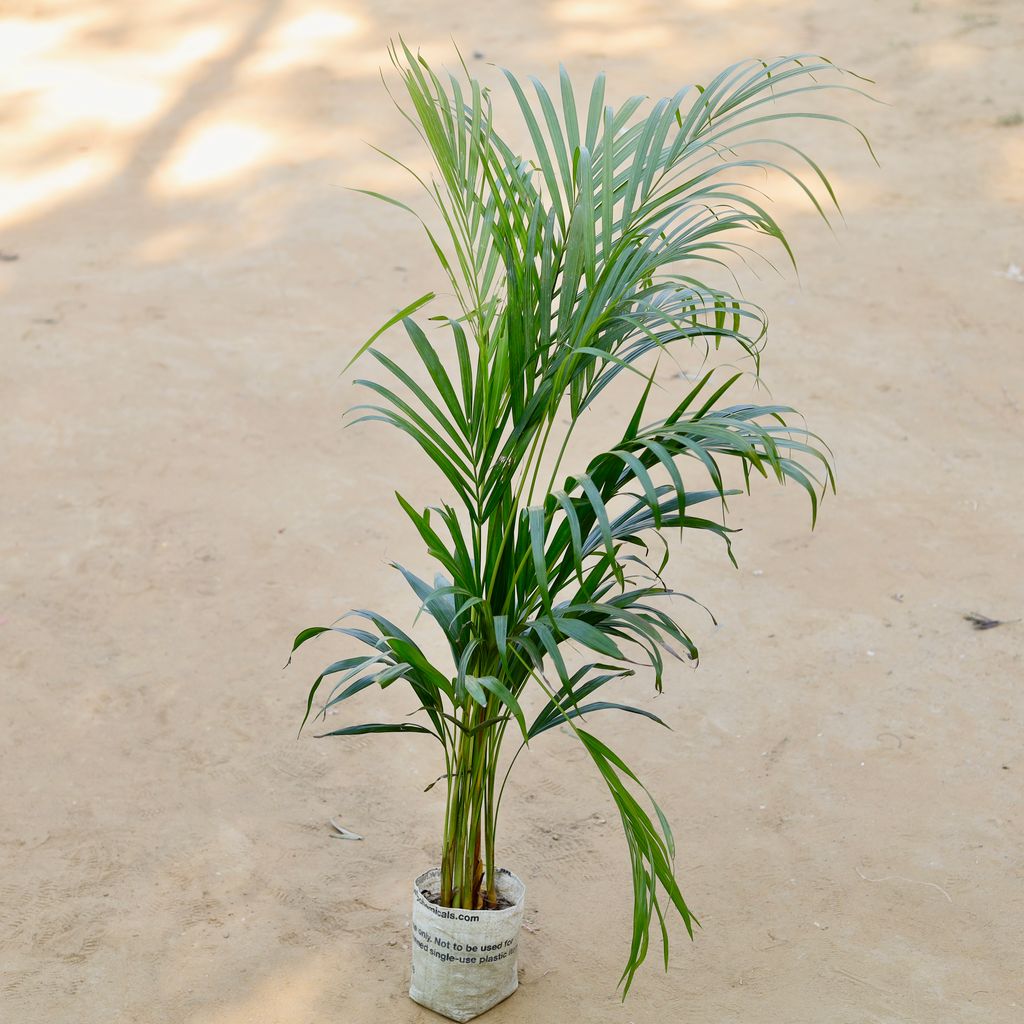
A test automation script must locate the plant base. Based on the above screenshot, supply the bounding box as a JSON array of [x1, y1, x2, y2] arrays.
[[409, 867, 526, 1022]]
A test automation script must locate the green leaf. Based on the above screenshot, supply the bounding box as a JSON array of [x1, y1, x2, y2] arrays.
[[470, 674, 529, 739], [287, 626, 331, 661], [554, 615, 626, 659], [315, 722, 441, 740], [529, 699, 668, 738], [342, 292, 435, 372], [300, 655, 385, 734]]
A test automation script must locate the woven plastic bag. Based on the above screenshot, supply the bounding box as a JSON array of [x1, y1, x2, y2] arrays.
[[409, 867, 526, 1022]]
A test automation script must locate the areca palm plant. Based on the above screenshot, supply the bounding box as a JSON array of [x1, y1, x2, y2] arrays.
[[291, 43, 868, 992]]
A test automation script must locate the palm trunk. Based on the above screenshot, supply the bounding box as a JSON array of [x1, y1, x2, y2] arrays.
[[440, 699, 496, 910]]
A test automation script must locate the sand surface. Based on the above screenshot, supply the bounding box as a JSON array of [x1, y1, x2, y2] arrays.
[[2, 1, 1023, 1021]]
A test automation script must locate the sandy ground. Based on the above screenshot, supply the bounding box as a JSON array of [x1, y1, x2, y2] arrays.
[[2, 1, 1023, 1021]]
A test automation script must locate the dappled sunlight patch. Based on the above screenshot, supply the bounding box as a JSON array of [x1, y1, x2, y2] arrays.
[[150, 25, 232, 72], [687, 0, 746, 10], [1, 20, 231, 139], [918, 37, 982, 71], [551, 0, 633, 21], [28, 66, 165, 130], [549, 0, 672, 56], [0, 11, 245, 225], [557, 24, 675, 57], [246, 7, 366, 75], [553, 0, 772, 24], [0, 152, 118, 228], [548, 0, 789, 67], [727, 166, 883, 223], [0, 13, 97, 64], [153, 121, 275, 195]]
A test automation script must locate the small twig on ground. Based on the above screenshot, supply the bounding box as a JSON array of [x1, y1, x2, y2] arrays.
[[855, 865, 952, 903], [963, 612, 1018, 631], [329, 819, 363, 840]]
